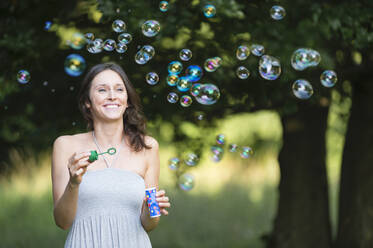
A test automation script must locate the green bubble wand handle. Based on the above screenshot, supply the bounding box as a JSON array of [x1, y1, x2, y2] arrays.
[[88, 147, 116, 162]]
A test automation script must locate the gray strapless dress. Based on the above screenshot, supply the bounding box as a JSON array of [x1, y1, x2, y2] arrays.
[[64, 168, 152, 248]]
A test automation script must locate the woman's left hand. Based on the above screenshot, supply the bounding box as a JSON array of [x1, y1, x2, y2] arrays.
[[156, 189, 171, 216]]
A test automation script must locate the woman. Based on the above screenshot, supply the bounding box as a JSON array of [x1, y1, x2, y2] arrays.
[[51, 63, 171, 247]]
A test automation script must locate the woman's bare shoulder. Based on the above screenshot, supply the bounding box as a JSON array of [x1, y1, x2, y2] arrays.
[[144, 135, 159, 150], [53, 132, 91, 149]]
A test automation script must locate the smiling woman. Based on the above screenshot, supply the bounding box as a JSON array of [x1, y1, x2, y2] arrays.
[[51, 63, 171, 248]]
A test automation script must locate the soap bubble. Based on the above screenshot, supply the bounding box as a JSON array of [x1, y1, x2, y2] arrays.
[[168, 61, 183, 75], [166, 74, 179, 86], [146, 72, 159, 85], [142, 20, 161, 37], [168, 157, 180, 170], [177, 77, 192, 92], [118, 33, 132, 44], [64, 54, 86, 77], [204, 57, 222, 72], [203, 4, 216, 18], [135, 51, 148, 65], [112, 19, 126, 33], [195, 83, 220, 105], [211, 145, 224, 162], [115, 42, 127, 53], [103, 39, 116, 51], [17, 70, 31, 84], [185, 153, 199, 166], [251, 44, 265, 57], [179, 49, 192, 61], [167, 92, 179, 103], [241, 146, 253, 158], [194, 112, 204, 121], [320, 70, 337, 88], [190, 83, 202, 97], [44, 21, 52, 31], [185, 65, 203, 82], [236, 66, 250, 79], [236, 45, 250, 60], [87, 38, 103, 53], [84, 33, 95, 43], [180, 95, 192, 107], [69, 33, 86, 50], [178, 173, 195, 191], [270, 5, 286, 20], [292, 79, 314, 100], [159, 1, 169, 12], [291, 48, 321, 71], [43, 81, 48, 86], [259, 55, 281, 80], [141, 45, 155, 59], [216, 134, 225, 145], [229, 144, 238, 152]]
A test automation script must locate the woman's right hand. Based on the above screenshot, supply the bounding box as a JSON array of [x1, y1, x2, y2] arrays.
[[67, 151, 92, 187]]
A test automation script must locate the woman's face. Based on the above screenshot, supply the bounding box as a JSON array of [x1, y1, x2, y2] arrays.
[[87, 69, 128, 122]]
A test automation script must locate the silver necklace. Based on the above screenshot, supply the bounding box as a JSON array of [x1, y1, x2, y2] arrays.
[[92, 131, 124, 168]]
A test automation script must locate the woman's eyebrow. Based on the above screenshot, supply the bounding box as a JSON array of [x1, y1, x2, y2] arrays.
[[96, 83, 124, 87]]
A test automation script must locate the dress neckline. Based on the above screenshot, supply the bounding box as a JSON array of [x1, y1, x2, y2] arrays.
[[85, 167, 145, 182]]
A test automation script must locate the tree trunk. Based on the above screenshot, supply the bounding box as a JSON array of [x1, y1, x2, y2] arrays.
[[334, 80, 373, 248], [267, 103, 332, 248]]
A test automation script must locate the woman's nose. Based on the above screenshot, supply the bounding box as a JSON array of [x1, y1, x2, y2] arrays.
[[108, 89, 116, 99]]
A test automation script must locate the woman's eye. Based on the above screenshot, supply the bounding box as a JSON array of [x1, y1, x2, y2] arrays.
[[117, 88, 124, 92], [98, 88, 106, 92]]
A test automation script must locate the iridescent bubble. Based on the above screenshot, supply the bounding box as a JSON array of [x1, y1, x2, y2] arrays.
[[118, 33, 132, 44], [190, 83, 202, 97], [236, 45, 250, 60], [167, 92, 179, 103], [180, 95, 192, 107], [178, 173, 195, 191], [84, 33, 95, 43], [179, 49, 192, 61], [259, 55, 281, 80], [69, 33, 86, 50], [185, 153, 199, 167], [194, 112, 204, 121], [146, 72, 159, 85], [64, 54, 86, 77], [229, 144, 238, 152], [141, 45, 155, 59], [241, 147, 254, 158], [204, 57, 222, 72], [195, 83, 220, 105], [168, 61, 183, 75], [236, 66, 250, 79], [211, 145, 224, 162], [44, 21, 52, 31], [103, 39, 116, 51], [166, 74, 179, 86], [292, 79, 314, 100], [185, 65, 203, 82], [270, 5, 286, 20], [115, 42, 127, 53], [177, 77, 192, 92], [142, 20, 161, 37], [17, 70, 30, 84], [87, 38, 103, 54], [291, 48, 321, 71], [168, 157, 180, 170], [135, 51, 148, 65], [251, 44, 265, 57], [112, 19, 126, 33], [216, 134, 225, 145], [203, 4, 216, 18], [320, 70, 337, 88], [159, 1, 169, 12]]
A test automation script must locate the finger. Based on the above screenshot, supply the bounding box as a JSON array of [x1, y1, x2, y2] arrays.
[[159, 202, 171, 208], [76, 168, 84, 176], [156, 196, 169, 202], [156, 190, 165, 196], [161, 209, 169, 216], [73, 152, 91, 163]]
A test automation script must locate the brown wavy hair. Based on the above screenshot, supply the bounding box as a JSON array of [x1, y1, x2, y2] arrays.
[[78, 62, 150, 152]]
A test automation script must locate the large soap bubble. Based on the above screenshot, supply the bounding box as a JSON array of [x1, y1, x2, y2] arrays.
[[291, 48, 321, 71], [64, 54, 86, 77], [142, 20, 161, 37], [292, 79, 314, 99], [320, 70, 337, 88], [87, 38, 103, 54], [168, 157, 180, 170], [259, 55, 281, 80], [185, 153, 199, 167], [178, 173, 195, 191], [236, 45, 250, 60], [195, 83, 220, 105]]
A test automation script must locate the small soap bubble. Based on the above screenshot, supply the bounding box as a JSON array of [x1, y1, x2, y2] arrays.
[[203, 4, 216, 18], [51, 88, 56, 93], [270, 5, 286, 20], [211, 145, 224, 162], [17, 70, 31, 84], [178, 173, 195, 191], [168, 61, 183, 75], [320, 70, 337, 88], [44, 21, 52, 31], [72, 121, 76, 126], [4, 106, 8, 110], [118, 33, 132, 44], [141, 45, 155, 59], [259, 55, 281, 80], [69, 33, 86, 50], [87, 38, 103, 53], [190, 83, 202, 97], [177, 77, 192, 92], [146, 72, 159, 85], [241, 146, 253, 158], [236, 66, 250, 79], [216, 134, 225, 145], [69, 86, 75, 91], [229, 144, 238, 152], [116, 8, 120, 14], [179, 49, 192, 61], [195, 112, 204, 121], [64, 54, 86, 77], [135, 51, 148, 65], [204, 57, 222, 72], [142, 20, 161, 37], [180, 95, 192, 107], [185, 65, 203, 82], [251, 44, 265, 57], [43, 81, 48, 86], [159, 1, 169, 12], [236, 45, 250, 60], [115, 42, 127, 53], [185, 153, 199, 166], [103, 39, 116, 51], [84, 33, 95, 43], [112, 19, 126, 33], [166, 74, 179, 86], [168, 157, 180, 170], [291, 48, 321, 71], [167, 92, 179, 103], [292, 79, 314, 100], [195, 84, 220, 105]]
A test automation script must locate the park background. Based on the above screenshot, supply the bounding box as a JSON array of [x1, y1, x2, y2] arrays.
[[0, 0, 372, 248]]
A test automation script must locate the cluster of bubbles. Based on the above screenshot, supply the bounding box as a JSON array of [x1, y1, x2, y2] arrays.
[[159, 1, 169, 12], [64, 54, 86, 77], [210, 134, 254, 162], [168, 152, 200, 191], [270, 6, 286, 20], [17, 70, 31, 84], [135, 45, 155, 65], [203, 4, 216, 18]]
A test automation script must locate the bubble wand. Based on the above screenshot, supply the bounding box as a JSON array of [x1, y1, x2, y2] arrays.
[[88, 148, 116, 162]]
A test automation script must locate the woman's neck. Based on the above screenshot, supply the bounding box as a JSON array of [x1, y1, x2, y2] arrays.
[[92, 121, 125, 148]]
